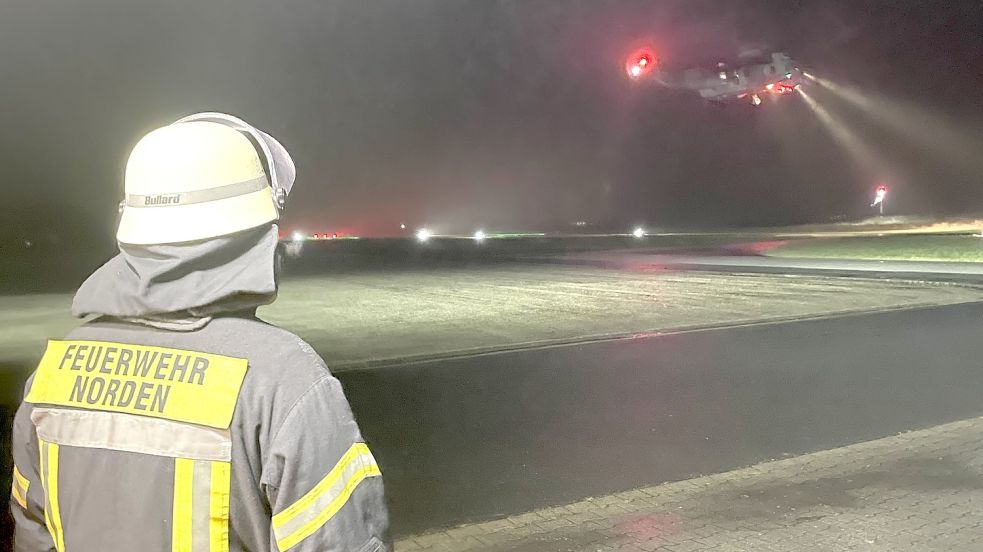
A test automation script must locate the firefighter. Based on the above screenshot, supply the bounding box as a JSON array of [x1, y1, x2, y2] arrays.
[[10, 113, 390, 551]]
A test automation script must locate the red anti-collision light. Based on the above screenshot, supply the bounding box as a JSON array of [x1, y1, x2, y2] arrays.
[[625, 48, 658, 79]]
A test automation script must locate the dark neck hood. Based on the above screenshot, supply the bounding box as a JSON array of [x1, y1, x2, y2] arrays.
[[72, 224, 280, 325]]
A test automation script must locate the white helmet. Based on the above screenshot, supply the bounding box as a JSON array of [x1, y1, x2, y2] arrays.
[[116, 113, 295, 245]]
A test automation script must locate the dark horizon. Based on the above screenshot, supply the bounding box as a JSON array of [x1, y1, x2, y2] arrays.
[[2, 0, 982, 241]]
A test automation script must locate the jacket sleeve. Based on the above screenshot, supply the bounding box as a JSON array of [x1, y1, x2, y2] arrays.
[[263, 375, 390, 552], [10, 396, 56, 552]]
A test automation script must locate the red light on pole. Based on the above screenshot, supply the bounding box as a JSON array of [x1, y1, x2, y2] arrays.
[[872, 184, 888, 214]]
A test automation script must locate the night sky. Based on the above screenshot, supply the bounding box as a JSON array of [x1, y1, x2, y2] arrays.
[[1, 0, 982, 239]]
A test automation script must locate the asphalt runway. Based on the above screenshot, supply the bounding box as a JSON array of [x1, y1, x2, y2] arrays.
[[344, 300, 983, 535]]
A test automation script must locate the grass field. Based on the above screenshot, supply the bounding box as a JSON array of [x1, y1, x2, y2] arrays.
[[4, 264, 983, 400], [767, 235, 983, 262]]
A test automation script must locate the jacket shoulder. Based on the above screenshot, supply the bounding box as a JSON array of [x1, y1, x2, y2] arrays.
[[208, 316, 332, 383]]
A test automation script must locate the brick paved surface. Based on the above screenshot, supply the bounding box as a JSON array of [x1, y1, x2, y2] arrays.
[[397, 417, 983, 551]]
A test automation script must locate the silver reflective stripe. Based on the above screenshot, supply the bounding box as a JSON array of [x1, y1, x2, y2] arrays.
[[192, 461, 212, 551], [31, 407, 231, 462], [125, 176, 269, 208], [38, 439, 65, 552], [173, 457, 230, 551], [40, 442, 52, 539]]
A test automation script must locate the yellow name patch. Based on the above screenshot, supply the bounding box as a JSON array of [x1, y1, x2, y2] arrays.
[[26, 340, 248, 429]]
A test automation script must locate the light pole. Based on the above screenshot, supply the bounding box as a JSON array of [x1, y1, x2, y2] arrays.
[[871, 185, 888, 215]]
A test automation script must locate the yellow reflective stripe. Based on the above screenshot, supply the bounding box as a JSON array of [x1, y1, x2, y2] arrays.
[[173, 458, 195, 552], [208, 461, 230, 552], [276, 464, 381, 551], [13, 464, 30, 493], [11, 479, 28, 509], [272, 443, 382, 551], [173, 458, 230, 552], [11, 465, 29, 509], [48, 444, 65, 552], [39, 441, 65, 552], [272, 443, 371, 524]]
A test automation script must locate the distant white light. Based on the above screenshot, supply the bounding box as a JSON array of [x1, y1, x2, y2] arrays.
[[751, 93, 762, 106], [415, 228, 431, 242], [630, 65, 642, 77], [400, 223, 406, 230], [765, 83, 775, 91], [632, 227, 645, 239], [291, 231, 305, 242], [473, 230, 486, 242]]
